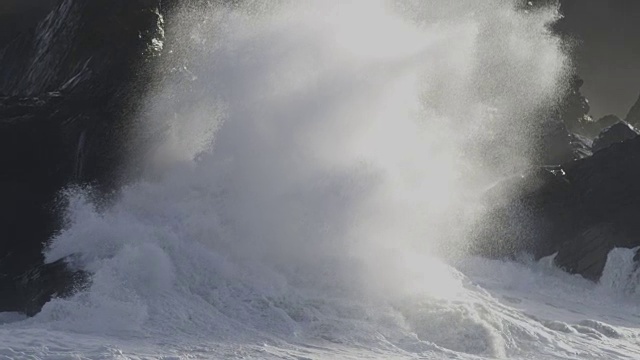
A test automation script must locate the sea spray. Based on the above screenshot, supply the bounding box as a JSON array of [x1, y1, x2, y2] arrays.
[[41, 1, 568, 356]]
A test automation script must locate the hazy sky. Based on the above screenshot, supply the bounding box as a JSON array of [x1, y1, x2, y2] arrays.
[[557, 0, 640, 119]]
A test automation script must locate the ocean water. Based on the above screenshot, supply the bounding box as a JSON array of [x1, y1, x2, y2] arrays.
[[3, 1, 640, 359]]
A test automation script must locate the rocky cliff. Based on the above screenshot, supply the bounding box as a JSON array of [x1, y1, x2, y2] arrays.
[[0, 0, 164, 314], [474, 97, 640, 281], [470, 1, 640, 282]]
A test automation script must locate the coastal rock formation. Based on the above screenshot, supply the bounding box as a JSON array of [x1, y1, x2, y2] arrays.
[[475, 120, 640, 281], [470, 2, 640, 280], [0, 1, 57, 50], [625, 94, 640, 128], [591, 121, 639, 153], [0, 0, 164, 314]]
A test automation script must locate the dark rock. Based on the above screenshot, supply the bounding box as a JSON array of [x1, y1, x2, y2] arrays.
[[0, 0, 166, 315], [0, 1, 57, 50], [555, 223, 619, 281], [537, 117, 593, 163], [594, 114, 622, 132], [471, 167, 574, 260], [591, 121, 639, 153], [535, 76, 598, 164], [0, 0, 164, 95], [0, 93, 76, 285], [551, 141, 640, 279], [625, 94, 640, 128], [568, 132, 593, 159], [0, 257, 89, 316], [559, 76, 595, 137], [538, 117, 579, 164], [473, 135, 640, 281]]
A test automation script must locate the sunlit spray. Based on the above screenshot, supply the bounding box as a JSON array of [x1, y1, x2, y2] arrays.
[[43, 0, 568, 344]]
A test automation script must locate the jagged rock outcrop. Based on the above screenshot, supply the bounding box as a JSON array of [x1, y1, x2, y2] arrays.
[[568, 132, 593, 159], [0, 258, 88, 316], [536, 76, 604, 164], [559, 77, 594, 137], [474, 84, 640, 282], [625, 94, 640, 128], [538, 118, 595, 163], [591, 121, 639, 153], [471, 166, 573, 261], [594, 114, 622, 132], [532, 76, 593, 165], [0, 0, 165, 314], [474, 129, 640, 281], [0, 1, 57, 50], [554, 79, 632, 144]]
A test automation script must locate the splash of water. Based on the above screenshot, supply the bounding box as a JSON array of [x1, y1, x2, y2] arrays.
[[41, 0, 568, 347]]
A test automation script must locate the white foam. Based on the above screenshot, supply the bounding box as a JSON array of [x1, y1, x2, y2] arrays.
[[8, 1, 638, 359]]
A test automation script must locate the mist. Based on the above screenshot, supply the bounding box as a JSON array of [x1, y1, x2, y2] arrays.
[[41, 0, 568, 332]]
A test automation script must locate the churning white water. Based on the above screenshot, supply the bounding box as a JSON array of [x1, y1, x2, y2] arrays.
[[3, 1, 640, 359]]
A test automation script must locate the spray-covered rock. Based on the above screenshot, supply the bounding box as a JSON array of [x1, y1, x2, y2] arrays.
[[475, 131, 640, 281], [559, 77, 594, 136]]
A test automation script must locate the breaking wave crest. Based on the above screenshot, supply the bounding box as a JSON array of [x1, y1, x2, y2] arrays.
[[35, 1, 571, 357]]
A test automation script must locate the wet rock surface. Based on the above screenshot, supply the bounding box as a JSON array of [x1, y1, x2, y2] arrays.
[[471, 21, 640, 281], [591, 122, 639, 153], [625, 94, 640, 128], [475, 134, 640, 281], [0, 0, 165, 314]]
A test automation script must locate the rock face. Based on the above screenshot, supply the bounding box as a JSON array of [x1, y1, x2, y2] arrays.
[[594, 114, 623, 132], [474, 132, 640, 281], [552, 139, 640, 280], [537, 76, 599, 163], [529, 76, 594, 165], [474, 81, 640, 282], [560, 77, 595, 137], [0, 0, 165, 314], [468, 32, 640, 281], [625, 94, 640, 128], [0, 259, 89, 316], [0, 0, 57, 50], [591, 121, 639, 153]]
